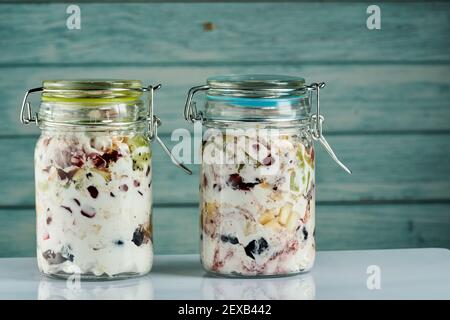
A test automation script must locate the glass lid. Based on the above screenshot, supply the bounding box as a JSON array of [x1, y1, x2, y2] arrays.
[[206, 74, 307, 99], [207, 74, 305, 90], [41, 79, 143, 100]]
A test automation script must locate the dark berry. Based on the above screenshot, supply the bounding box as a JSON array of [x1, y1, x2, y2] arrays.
[[228, 235, 239, 245], [119, 184, 128, 192], [138, 191, 143, 196], [227, 174, 261, 191], [60, 206, 72, 213], [133, 180, 140, 187], [101, 150, 121, 165], [132, 228, 145, 246], [244, 240, 256, 259], [42, 250, 66, 265], [87, 186, 99, 198], [302, 226, 309, 240], [244, 238, 269, 260], [110, 192, 115, 197], [80, 205, 96, 218], [114, 240, 124, 246], [262, 155, 275, 166], [46, 217, 52, 225], [220, 235, 229, 243]]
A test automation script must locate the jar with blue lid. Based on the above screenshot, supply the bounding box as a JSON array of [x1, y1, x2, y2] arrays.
[[184, 74, 351, 277]]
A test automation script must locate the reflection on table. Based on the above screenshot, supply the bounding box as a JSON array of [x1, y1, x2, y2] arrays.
[[201, 273, 315, 300], [38, 276, 154, 300]]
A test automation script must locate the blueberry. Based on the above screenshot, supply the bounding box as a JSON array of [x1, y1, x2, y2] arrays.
[[302, 226, 308, 240], [244, 238, 269, 260], [229, 235, 239, 245], [220, 235, 229, 243], [87, 186, 99, 199], [114, 240, 124, 246], [244, 240, 256, 259]]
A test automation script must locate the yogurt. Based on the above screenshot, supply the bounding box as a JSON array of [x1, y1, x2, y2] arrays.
[[35, 131, 152, 279]]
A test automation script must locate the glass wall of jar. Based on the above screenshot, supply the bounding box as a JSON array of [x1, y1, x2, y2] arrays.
[[20, 80, 187, 280], [184, 75, 351, 277]]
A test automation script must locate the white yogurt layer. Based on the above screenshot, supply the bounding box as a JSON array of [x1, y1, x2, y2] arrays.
[[35, 131, 153, 278], [200, 130, 315, 276]]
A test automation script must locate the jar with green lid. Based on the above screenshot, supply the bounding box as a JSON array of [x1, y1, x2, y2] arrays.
[[20, 80, 188, 280], [184, 74, 351, 277]]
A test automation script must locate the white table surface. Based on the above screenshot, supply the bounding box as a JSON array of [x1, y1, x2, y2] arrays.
[[0, 248, 449, 300]]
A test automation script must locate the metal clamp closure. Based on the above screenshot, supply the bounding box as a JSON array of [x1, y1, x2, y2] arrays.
[[306, 82, 352, 174], [20, 87, 43, 125]]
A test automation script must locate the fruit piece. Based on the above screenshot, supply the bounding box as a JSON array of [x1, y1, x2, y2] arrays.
[[87, 186, 99, 199], [263, 219, 281, 231], [119, 184, 128, 192], [132, 223, 152, 246], [205, 202, 218, 217], [290, 171, 300, 192], [227, 173, 261, 191], [80, 205, 96, 218], [262, 155, 275, 166], [127, 135, 148, 153], [259, 210, 275, 225], [244, 238, 269, 260], [302, 226, 309, 240], [285, 211, 299, 231], [42, 250, 66, 265], [220, 235, 239, 245], [91, 168, 111, 182], [278, 203, 293, 225]]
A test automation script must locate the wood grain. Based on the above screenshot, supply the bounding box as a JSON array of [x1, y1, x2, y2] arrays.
[[1, 203, 448, 257], [2, 64, 450, 136], [0, 134, 449, 207], [0, 3, 449, 64]]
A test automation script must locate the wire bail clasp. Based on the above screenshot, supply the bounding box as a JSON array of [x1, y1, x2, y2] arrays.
[[144, 84, 192, 175], [20, 87, 43, 125], [184, 85, 209, 123], [307, 82, 352, 174]]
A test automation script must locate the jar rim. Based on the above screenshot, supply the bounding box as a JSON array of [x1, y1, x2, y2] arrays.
[[41, 79, 143, 100], [207, 74, 306, 90]]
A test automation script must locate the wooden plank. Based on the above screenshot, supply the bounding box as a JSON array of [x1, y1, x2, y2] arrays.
[[2, 64, 450, 136], [0, 3, 449, 64], [0, 134, 449, 206], [1, 203, 449, 257]]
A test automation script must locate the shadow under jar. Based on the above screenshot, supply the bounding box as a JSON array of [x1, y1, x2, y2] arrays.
[[20, 80, 173, 280], [184, 75, 351, 277]]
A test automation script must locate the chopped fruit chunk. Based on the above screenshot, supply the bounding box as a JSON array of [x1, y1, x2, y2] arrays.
[[278, 203, 293, 225], [87, 186, 99, 198], [259, 210, 275, 225]]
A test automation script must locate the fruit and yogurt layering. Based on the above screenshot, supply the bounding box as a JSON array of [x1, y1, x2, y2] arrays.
[[200, 129, 316, 275], [35, 131, 152, 278], [19, 80, 183, 280], [184, 74, 351, 277]]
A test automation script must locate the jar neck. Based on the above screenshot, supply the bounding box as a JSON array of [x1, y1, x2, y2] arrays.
[[202, 92, 312, 125], [37, 99, 147, 129]]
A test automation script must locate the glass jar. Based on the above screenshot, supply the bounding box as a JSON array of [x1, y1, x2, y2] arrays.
[[184, 75, 351, 277], [20, 80, 187, 280]]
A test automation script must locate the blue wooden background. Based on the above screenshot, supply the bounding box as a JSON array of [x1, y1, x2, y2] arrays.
[[0, 1, 449, 257]]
